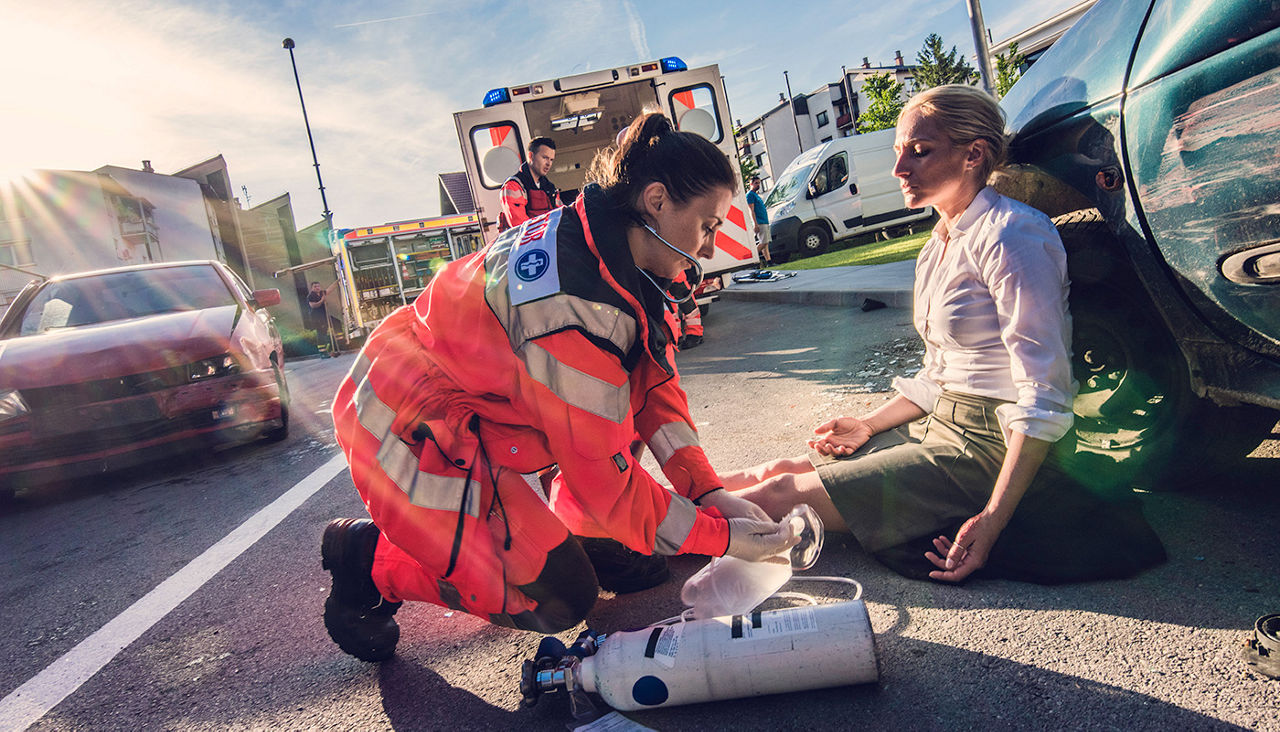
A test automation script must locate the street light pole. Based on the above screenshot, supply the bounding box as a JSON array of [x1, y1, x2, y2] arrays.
[[783, 70, 804, 155], [282, 38, 333, 229], [965, 0, 996, 96]]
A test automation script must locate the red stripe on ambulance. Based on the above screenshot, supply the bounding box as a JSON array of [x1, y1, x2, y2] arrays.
[[715, 230, 753, 259], [726, 205, 746, 231]]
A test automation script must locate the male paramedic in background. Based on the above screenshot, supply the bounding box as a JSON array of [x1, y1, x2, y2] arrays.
[[746, 175, 770, 265], [498, 137, 560, 232]]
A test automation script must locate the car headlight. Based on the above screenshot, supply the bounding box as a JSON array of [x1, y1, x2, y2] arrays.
[[0, 389, 29, 423], [188, 354, 240, 381], [774, 201, 794, 219]]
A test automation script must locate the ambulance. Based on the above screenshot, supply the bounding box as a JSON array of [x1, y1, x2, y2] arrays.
[[453, 57, 758, 309]]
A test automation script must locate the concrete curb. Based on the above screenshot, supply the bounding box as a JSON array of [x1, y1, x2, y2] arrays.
[[719, 287, 913, 308], [716, 259, 915, 309]]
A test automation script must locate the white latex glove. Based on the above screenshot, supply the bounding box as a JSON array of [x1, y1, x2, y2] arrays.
[[697, 488, 772, 522], [724, 517, 801, 563]]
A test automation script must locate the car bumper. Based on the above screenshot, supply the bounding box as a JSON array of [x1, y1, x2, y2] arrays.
[[0, 370, 282, 486], [769, 216, 803, 255]]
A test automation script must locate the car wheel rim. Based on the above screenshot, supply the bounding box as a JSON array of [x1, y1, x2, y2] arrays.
[[1071, 312, 1183, 453]]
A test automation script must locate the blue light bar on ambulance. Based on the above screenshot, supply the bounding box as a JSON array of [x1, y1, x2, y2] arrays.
[[660, 57, 687, 72], [482, 87, 511, 107]]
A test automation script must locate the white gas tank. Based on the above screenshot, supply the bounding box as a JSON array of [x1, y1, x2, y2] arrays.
[[578, 600, 877, 711]]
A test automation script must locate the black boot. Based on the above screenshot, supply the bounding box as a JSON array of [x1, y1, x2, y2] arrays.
[[678, 334, 703, 350], [578, 537, 670, 594], [321, 518, 402, 662]]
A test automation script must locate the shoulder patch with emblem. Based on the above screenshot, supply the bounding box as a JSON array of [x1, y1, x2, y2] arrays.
[[508, 208, 563, 306]]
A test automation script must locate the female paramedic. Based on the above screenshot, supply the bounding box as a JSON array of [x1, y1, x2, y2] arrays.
[[323, 112, 799, 662], [719, 85, 1163, 585]]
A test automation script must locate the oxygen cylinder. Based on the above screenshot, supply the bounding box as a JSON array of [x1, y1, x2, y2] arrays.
[[576, 600, 877, 711]]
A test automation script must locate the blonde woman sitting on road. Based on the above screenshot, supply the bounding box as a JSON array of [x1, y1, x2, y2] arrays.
[[722, 85, 1163, 584]]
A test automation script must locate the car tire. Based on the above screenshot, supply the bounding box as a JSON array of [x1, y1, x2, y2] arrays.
[[1054, 210, 1276, 490], [798, 224, 830, 256], [263, 364, 290, 443]]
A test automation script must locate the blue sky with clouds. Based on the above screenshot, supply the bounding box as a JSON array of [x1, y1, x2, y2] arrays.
[[2, 0, 1079, 229]]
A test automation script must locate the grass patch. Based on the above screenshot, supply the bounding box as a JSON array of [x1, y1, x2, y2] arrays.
[[775, 230, 931, 270]]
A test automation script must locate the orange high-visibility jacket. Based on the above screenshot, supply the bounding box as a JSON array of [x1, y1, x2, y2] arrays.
[[334, 187, 730, 601], [498, 163, 559, 232]]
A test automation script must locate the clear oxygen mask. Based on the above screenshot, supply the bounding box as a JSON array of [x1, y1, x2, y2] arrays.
[[681, 504, 824, 619]]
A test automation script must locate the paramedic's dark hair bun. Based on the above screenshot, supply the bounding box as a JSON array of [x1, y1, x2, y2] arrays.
[[588, 111, 736, 214]]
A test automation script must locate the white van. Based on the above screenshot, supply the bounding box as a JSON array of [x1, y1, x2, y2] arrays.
[[763, 127, 932, 258]]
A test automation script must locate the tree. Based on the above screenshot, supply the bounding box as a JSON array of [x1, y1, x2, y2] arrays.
[[856, 73, 906, 133], [739, 155, 759, 191], [913, 33, 978, 89], [994, 42, 1027, 98]]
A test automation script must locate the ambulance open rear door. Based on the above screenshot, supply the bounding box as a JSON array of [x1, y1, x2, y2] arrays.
[[454, 104, 532, 239]]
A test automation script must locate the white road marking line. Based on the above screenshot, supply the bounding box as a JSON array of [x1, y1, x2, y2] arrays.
[[0, 453, 349, 731]]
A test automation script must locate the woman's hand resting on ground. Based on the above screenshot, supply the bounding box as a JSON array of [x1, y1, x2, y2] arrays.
[[808, 417, 876, 457], [925, 511, 1005, 582]]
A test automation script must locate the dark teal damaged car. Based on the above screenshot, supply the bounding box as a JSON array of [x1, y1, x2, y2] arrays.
[[996, 0, 1280, 487]]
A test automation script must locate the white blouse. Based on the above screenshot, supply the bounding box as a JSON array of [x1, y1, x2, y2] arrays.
[[892, 187, 1076, 443]]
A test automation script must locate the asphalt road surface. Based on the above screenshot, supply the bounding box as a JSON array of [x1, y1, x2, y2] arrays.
[[1, 299, 1277, 731]]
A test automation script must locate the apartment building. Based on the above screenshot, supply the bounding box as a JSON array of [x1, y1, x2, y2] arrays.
[[735, 2, 1098, 195], [0, 160, 319, 346], [0, 168, 180, 304], [736, 53, 917, 190]]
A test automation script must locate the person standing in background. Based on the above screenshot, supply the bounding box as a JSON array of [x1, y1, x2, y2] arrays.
[[498, 137, 560, 232], [307, 280, 339, 357], [746, 175, 770, 265]]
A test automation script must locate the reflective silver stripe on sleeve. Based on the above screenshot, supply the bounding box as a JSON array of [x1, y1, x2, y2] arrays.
[[648, 421, 700, 466], [352, 368, 480, 517], [348, 352, 372, 387], [520, 341, 629, 424], [483, 231, 520, 333], [353, 372, 395, 438], [374, 435, 480, 516], [511, 293, 635, 353], [653, 494, 699, 556]]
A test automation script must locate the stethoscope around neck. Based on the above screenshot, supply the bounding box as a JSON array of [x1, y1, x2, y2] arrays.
[[635, 222, 703, 305]]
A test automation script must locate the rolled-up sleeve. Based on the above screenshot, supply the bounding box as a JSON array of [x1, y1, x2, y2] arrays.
[[892, 374, 942, 414], [981, 214, 1075, 443]]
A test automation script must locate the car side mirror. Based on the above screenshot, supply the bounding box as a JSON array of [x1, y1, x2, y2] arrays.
[[849, 183, 858, 196], [807, 182, 818, 199], [251, 289, 282, 308]]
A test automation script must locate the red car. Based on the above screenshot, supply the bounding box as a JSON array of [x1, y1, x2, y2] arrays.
[[0, 261, 289, 496]]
